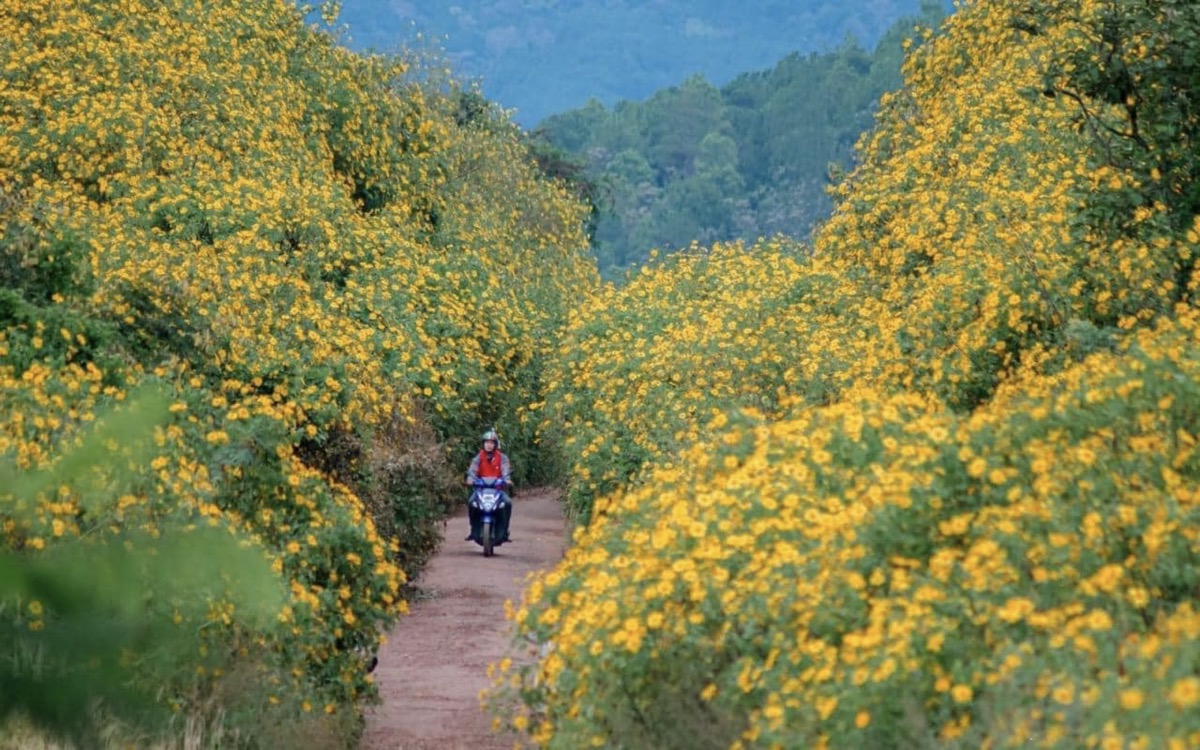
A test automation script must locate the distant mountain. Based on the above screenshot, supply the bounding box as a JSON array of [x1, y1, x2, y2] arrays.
[[530, 4, 950, 276], [327, 1, 939, 127]]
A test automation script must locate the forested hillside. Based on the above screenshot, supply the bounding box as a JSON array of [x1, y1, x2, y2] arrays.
[[493, 0, 1200, 747], [534, 5, 946, 275], [331, 0, 941, 125], [0, 1, 595, 746]]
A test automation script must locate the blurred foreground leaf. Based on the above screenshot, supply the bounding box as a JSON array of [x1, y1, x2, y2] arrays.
[[0, 388, 285, 744]]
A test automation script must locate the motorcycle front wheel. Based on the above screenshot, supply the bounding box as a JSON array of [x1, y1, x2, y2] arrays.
[[482, 521, 493, 557]]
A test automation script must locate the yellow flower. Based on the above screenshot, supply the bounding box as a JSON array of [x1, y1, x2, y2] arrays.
[[967, 457, 988, 478], [1126, 587, 1150, 608], [1119, 689, 1144, 710], [816, 696, 838, 720], [1169, 677, 1199, 709], [1086, 609, 1113, 632], [997, 597, 1035, 623]]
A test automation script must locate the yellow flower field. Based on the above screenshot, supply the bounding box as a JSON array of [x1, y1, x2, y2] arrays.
[[497, 0, 1200, 747], [1, 0, 595, 743]]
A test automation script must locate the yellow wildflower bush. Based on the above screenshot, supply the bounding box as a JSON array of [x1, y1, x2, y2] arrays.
[[538, 239, 860, 520], [813, 0, 1198, 408], [501, 311, 1199, 748], [402, 87, 598, 472], [1, 0, 595, 741], [0, 357, 405, 723], [0, 387, 293, 746], [500, 0, 1200, 747]]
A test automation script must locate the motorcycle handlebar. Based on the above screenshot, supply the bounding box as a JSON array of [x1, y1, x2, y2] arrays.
[[468, 478, 510, 488]]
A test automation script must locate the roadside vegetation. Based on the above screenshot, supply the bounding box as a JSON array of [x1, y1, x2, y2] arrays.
[[0, 1, 595, 746], [494, 1, 1200, 747]]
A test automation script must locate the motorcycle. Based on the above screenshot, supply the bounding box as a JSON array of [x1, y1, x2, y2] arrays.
[[468, 477, 512, 557]]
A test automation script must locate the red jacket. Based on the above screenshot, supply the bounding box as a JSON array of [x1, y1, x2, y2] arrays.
[[471, 449, 508, 480]]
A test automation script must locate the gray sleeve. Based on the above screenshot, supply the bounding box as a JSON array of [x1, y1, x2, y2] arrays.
[[467, 454, 481, 481]]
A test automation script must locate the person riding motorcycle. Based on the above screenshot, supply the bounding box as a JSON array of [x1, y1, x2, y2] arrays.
[[465, 429, 512, 543]]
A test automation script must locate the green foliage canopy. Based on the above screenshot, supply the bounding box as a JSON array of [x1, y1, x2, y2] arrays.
[[532, 5, 947, 277]]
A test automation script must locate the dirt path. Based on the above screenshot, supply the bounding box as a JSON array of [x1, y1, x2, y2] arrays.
[[360, 487, 566, 750]]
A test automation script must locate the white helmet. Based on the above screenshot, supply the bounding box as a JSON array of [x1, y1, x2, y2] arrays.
[[481, 429, 500, 449]]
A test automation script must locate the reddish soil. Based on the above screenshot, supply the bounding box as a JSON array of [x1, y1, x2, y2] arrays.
[[360, 488, 566, 750]]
